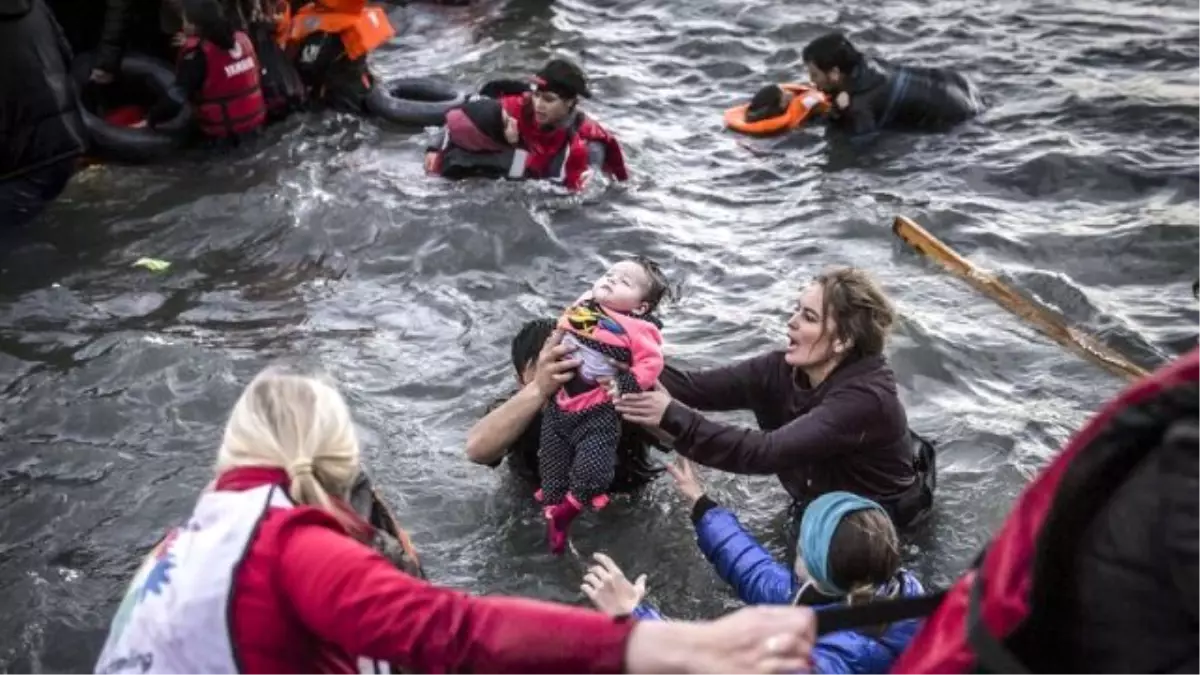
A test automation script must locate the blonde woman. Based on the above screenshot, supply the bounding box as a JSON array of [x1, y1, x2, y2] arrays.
[[94, 365, 818, 674]]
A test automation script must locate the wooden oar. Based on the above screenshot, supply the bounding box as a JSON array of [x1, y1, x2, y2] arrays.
[[892, 215, 1149, 381]]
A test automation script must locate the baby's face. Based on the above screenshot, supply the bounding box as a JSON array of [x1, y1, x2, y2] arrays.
[[591, 260, 652, 314]]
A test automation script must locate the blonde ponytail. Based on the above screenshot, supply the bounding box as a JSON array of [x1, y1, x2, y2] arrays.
[[216, 366, 361, 524]]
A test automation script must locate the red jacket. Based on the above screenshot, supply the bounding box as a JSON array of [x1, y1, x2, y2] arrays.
[[498, 93, 629, 192], [183, 32, 267, 138], [216, 467, 632, 673]]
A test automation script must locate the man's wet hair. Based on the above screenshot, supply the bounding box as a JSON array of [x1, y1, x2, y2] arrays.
[[802, 32, 863, 74], [632, 256, 672, 315], [510, 318, 556, 375], [746, 84, 787, 123]]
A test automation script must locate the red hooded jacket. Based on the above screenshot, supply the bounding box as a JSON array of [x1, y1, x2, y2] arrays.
[[215, 467, 632, 673], [498, 93, 629, 191]]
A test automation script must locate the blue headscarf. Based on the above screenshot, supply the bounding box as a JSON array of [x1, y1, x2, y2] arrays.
[[798, 491, 886, 596]]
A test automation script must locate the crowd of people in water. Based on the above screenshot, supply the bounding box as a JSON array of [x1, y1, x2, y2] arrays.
[[2, 0, 1196, 672], [2, 0, 984, 226], [87, 262, 1196, 674]]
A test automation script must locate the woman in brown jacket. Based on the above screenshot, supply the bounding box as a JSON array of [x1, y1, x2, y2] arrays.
[[614, 267, 934, 528]]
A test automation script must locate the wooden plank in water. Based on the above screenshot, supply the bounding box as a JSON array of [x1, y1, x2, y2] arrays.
[[892, 215, 1149, 381]]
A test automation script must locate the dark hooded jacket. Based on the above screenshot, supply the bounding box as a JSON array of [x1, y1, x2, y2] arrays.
[[828, 56, 980, 137], [660, 351, 916, 508], [0, 0, 87, 181]]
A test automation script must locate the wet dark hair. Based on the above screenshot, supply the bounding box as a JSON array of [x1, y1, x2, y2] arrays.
[[826, 508, 901, 605], [182, 0, 236, 50], [813, 267, 895, 361], [746, 85, 787, 123], [631, 256, 672, 315], [510, 318, 556, 375], [802, 32, 862, 74]]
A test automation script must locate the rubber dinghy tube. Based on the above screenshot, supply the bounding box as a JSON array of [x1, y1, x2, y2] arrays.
[[366, 78, 467, 127], [72, 52, 193, 163]]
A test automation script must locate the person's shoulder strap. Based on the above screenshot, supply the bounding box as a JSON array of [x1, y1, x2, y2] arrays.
[[814, 591, 947, 636]]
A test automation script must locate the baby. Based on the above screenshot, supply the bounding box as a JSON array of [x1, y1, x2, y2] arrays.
[[538, 257, 669, 554]]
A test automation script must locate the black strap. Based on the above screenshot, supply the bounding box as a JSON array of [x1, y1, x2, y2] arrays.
[[809, 529, 991, 635], [966, 570, 1030, 674], [815, 590, 947, 636]]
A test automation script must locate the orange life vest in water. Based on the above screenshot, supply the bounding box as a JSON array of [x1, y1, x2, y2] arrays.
[[286, 0, 395, 61], [723, 83, 829, 137]]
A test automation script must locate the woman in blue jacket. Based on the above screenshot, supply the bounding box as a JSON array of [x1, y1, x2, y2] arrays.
[[582, 459, 924, 674]]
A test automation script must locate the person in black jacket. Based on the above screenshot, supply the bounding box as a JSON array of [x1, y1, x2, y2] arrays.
[[801, 32, 981, 138], [465, 318, 665, 494], [88, 0, 185, 80], [1057, 409, 1197, 672], [0, 0, 87, 228]]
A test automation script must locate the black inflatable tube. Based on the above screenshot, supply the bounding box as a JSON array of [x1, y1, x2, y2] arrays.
[[366, 78, 466, 127], [72, 52, 193, 163]]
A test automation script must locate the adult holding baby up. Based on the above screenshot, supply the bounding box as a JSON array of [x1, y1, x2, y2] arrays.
[[538, 257, 671, 554], [613, 267, 936, 529]]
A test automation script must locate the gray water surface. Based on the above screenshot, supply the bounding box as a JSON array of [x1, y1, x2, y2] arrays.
[[2, 0, 1198, 670]]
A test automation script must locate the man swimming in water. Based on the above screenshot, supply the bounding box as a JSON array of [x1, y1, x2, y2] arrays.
[[755, 32, 981, 138]]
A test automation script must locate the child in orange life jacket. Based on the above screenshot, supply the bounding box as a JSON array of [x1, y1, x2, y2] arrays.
[[152, 0, 267, 140], [539, 258, 670, 555], [285, 0, 394, 113], [746, 85, 792, 123]]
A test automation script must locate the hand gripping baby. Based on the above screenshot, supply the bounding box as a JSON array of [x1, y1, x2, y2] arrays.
[[538, 257, 669, 554]]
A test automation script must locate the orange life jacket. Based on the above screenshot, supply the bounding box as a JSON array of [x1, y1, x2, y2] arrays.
[[286, 0, 395, 61], [272, 0, 292, 48], [723, 83, 829, 137]]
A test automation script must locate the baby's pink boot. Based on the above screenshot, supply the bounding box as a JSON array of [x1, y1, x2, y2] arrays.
[[546, 493, 583, 555]]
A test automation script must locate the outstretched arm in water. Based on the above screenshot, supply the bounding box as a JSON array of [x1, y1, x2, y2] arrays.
[[284, 514, 818, 673], [617, 381, 881, 475], [659, 352, 779, 413]]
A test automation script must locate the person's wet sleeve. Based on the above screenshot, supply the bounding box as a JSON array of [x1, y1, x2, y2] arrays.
[[278, 517, 632, 673], [630, 604, 664, 620], [661, 385, 878, 474], [96, 0, 132, 73], [845, 103, 880, 144], [659, 352, 778, 412], [1161, 418, 1198, 616], [809, 638, 859, 674], [694, 506, 796, 605]]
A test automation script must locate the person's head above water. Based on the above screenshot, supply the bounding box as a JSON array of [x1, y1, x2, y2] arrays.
[[786, 267, 895, 374], [746, 84, 794, 123], [511, 318, 557, 385], [531, 58, 590, 127], [802, 32, 863, 93], [589, 257, 670, 317], [796, 491, 900, 601], [216, 365, 361, 528], [445, 98, 519, 152], [180, 0, 236, 50]]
